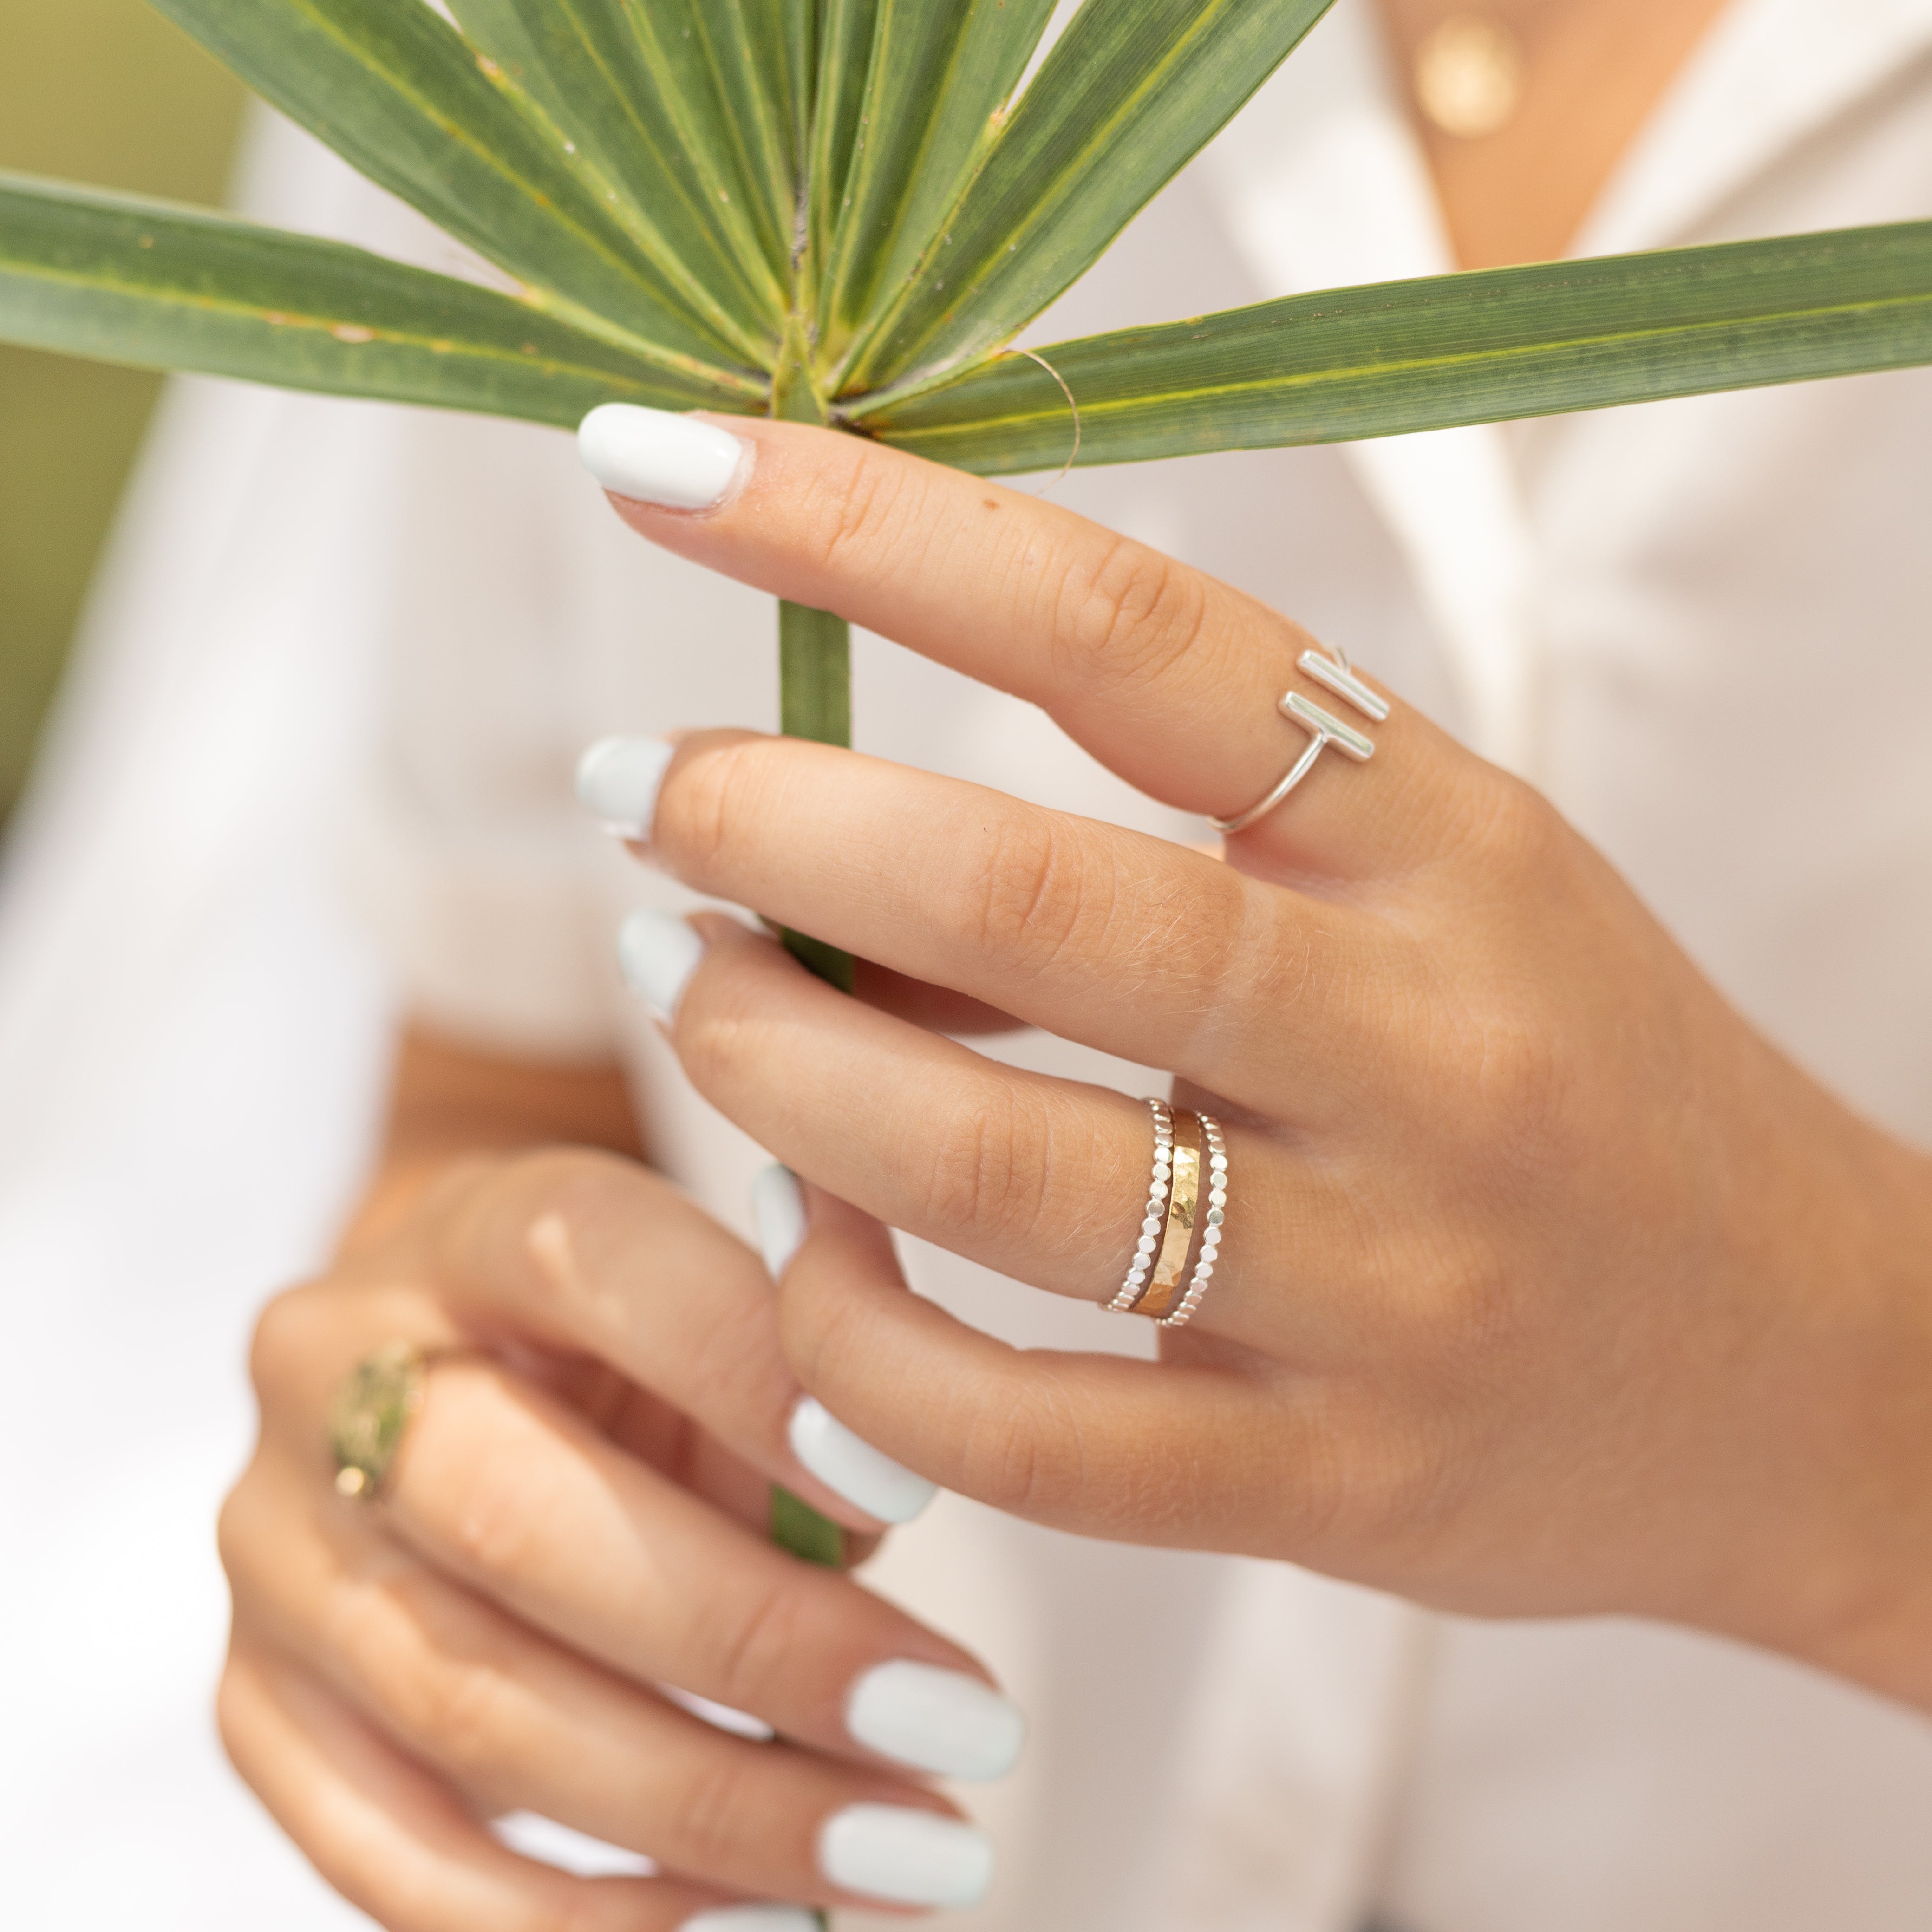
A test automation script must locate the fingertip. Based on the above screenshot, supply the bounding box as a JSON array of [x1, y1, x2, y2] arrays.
[[578, 403, 751, 513], [576, 735, 675, 839], [788, 1396, 938, 1526]]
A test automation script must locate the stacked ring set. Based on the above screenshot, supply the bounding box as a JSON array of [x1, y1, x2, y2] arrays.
[[1105, 1097, 1227, 1330]]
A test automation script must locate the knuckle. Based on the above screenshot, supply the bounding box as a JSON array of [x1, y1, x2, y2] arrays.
[[1344, 1412, 1462, 1545], [1469, 767, 1568, 881], [705, 1575, 807, 1716], [1402, 1235, 1514, 1361], [669, 734, 772, 878], [440, 1143, 643, 1308], [956, 815, 1106, 981], [666, 1751, 760, 1873], [395, 1646, 519, 1788], [325, 1576, 519, 1789], [920, 1083, 1049, 1248], [438, 1429, 557, 1591], [212, 1655, 252, 1772], [214, 1475, 260, 1590], [674, 946, 767, 1097], [1052, 532, 1210, 692], [247, 1284, 325, 1404], [952, 1367, 1077, 1519], [807, 440, 921, 583]]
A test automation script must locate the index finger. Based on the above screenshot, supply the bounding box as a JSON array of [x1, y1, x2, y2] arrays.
[[581, 408, 1488, 879]]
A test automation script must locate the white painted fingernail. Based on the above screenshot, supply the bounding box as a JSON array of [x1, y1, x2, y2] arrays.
[[576, 736, 675, 839], [753, 1164, 807, 1279], [848, 1661, 1025, 1782], [789, 1397, 937, 1526], [820, 1804, 994, 1908], [579, 404, 749, 510], [617, 909, 705, 1024], [679, 1908, 822, 1932]]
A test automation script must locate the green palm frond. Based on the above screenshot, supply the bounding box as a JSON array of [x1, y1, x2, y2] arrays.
[[7, 1, 1926, 474]]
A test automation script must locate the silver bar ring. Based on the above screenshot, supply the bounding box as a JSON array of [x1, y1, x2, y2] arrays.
[[1211, 649, 1390, 836]]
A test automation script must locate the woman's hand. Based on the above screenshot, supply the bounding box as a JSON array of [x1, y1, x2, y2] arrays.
[[219, 1049, 1021, 1931], [579, 408, 1932, 1712]]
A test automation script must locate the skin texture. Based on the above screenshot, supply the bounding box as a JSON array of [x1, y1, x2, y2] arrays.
[[219, 6, 1930, 1921], [602, 418, 1932, 1711], [218, 1030, 994, 1927]]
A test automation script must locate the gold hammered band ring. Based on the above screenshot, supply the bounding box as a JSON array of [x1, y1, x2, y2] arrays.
[[1105, 1100, 1227, 1327]]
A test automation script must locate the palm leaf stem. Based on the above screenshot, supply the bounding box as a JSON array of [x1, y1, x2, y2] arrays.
[[768, 314, 852, 1688]]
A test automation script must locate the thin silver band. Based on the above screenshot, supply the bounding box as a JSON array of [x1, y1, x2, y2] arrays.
[[1160, 1114, 1225, 1329], [1211, 648, 1390, 836], [1105, 1097, 1175, 1312]]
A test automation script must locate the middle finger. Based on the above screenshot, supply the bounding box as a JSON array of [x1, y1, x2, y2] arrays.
[[640, 729, 1385, 1118]]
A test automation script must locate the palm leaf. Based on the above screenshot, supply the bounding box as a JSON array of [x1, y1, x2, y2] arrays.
[[854, 221, 1932, 471], [805, 0, 883, 281], [449, 0, 799, 330], [445, 2, 782, 323], [816, 0, 1060, 363], [833, 0, 1339, 394], [0, 172, 757, 420], [151, 0, 764, 369]]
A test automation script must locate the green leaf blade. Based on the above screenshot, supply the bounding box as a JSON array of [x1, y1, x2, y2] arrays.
[[818, 0, 1058, 362], [806, 0, 883, 278], [853, 222, 1932, 472], [0, 172, 758, 426], [153, 0, 761, 372], [449, 0, 798, 339], [837, 0, 1338, 394]]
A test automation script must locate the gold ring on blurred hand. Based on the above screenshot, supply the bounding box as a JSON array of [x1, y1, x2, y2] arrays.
[[328, 1340, 431, 1501]]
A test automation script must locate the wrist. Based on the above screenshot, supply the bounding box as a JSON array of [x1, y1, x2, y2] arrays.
[[1710, 1128, 1932, 1711]]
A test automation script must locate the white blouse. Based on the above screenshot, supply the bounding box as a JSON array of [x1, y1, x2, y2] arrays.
[[3, 2, 1932, 1926]]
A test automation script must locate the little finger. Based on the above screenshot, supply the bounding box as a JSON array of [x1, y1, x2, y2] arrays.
[[218, 1640, 765, 1932]]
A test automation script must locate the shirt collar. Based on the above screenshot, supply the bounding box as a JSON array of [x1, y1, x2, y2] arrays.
[[1194, 0, 1932, 773], [1578, 0, 1932, 255]]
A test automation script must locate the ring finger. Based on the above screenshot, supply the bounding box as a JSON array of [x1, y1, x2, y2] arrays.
[[644, 911, 1377, 1360]]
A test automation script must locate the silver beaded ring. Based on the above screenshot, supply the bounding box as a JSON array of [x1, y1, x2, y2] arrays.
[[1161, 1114, 1226, 1329], [1105, 1097, 1174, 1312]]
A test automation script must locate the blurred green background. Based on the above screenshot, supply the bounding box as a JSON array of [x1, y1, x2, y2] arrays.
[[0, 0, 244, 825]]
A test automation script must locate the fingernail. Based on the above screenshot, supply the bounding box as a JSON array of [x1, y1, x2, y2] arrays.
[[579, 404, 749, 511], [678, 1908, 822, 1932], [617, 909, 705, 1024], [789, 1396, 937, 1526], [847, 1661, 1025, 1782], [576, 736, 675, 839], [752, 1164, 806, 1279], [820, 1804, 994, 1909]]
